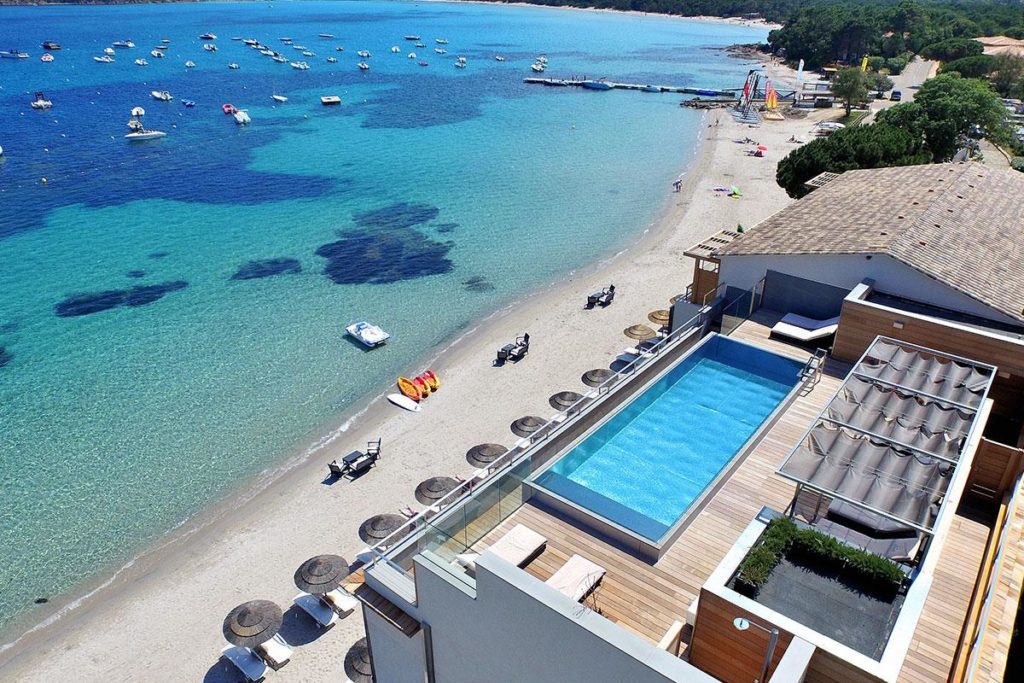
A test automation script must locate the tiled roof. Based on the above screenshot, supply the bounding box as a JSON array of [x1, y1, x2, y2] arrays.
[[718, 163, 1024, 322]]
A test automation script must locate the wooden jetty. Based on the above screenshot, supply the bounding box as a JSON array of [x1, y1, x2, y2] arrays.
[[523, 77, 738, 97]]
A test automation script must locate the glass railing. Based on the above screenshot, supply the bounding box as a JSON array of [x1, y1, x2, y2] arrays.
[[721, 277, 765, 336]]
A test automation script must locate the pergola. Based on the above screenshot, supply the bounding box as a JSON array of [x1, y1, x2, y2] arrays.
[[683, 229, 741, 305]]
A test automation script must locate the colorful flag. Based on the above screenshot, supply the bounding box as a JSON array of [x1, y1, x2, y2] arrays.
[[861, 55, 869, 72]]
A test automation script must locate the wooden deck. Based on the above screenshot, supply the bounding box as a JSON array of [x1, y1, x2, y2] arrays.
[[456, 315, 999, 681]]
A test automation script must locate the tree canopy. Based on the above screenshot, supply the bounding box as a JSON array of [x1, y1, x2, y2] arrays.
[[832, 67, 870, 114]]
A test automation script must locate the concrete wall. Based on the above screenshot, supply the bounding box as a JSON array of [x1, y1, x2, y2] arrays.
[[364, 607, 427, 683], [719, 253, 1020, 326], [404, 552, 717, 683], [762, 270, 849, 320]]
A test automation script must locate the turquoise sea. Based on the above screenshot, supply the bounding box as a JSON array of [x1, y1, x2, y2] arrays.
[[0, 0, 765, 632]]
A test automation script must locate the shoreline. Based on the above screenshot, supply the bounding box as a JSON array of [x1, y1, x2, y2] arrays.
[[0, 49, 819, 683]]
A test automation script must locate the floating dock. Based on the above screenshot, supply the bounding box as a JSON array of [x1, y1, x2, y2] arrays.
[[523, 77, 738, 97]]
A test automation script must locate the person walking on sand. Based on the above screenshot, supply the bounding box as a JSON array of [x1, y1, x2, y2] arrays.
[[672, 178, 682, 192]]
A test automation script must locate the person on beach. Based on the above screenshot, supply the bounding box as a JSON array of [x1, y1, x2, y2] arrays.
[[672, 178, 682, 192]]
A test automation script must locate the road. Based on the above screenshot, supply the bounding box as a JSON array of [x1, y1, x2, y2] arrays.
[[865, 57, 937, 121]]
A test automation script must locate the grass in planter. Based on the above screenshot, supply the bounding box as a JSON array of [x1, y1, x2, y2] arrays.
[[736, 518, 905, 593]]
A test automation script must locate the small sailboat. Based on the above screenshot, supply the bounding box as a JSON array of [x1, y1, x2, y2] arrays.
[[94, 55, 114, 63], [151, 90, 172, 101], [233, 109, 251, 125], [271, 93, 288, 103], [40, 53, 54, 63], [134, 58, 148, 66], [30, 92, 52, 109], [184, 60, 196, 68]]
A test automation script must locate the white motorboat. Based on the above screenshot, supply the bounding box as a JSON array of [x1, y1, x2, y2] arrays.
[[40, 53, 54, 63], [135, 58, 148, 66], [233, 109, 251, 125], [272, 55, 287, 63], [245, 38, 259, 45], [454, 60, 466, 69], [301, 50, 315, 57], [104, 47, 115, 56], [228, 63, 240, 69], [391, 46, 400, 53], [184, 60, 196, 68], [151, 90, 172, 101], [495, 55, 505, 61], [346, 321, 390, 348], [199, 32, 217, 40], [530, 63, 545, 73], [357, 62, 369, 70], [536, 55, 548, 64], [30, 92, 52, 109], [407, 52, 416, 59], [290, 61, 310, 70], [319, 33, 335, 39], [356, 50, 370, 58], [326, 56, 338, 63], [203, 44, 217, 52], [293, 45, 307, 51], [151, 50, 165, 59], [113, 40, 135, 48], [161, 39, 171, 44], [271, 93, 288, 103], [436, 38, 449, 44], [125, 130, 167, 141], [94, 55, 114, 63], [434, 48, 446, 54]]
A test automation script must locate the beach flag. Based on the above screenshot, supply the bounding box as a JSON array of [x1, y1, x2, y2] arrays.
[[742, 71, 753, 103], [861, 55, 868, 72], [796, 59, 805, 84], [766, 84, 778, 110]]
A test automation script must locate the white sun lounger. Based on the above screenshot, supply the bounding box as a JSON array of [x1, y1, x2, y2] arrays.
[[323, 588, 359, 616], [293, 592, 339, 629], [545, 554, 605, 602], [454, 523, 547, 574], [771, 313, 840, 343], [254, 634, 292, 671], [221, 645, 268, 682]]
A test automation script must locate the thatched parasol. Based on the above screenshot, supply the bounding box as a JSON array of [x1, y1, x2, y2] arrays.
[[294, 554, 348, 595], [624, 324, 658, 340], [358, 514, 410, 546], [581, 368, 614, 387], [648, 309, 670, 326], [466, 443, 506, 467], [344, 637, 374, 683], [415, 476, 460, 505], [549, 391, 583, 410], [511, 415, 546, 437], [222, 600, 283, 648]]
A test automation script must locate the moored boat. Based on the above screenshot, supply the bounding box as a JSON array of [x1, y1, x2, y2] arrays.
[[199, 32, 217, 40], [1, 50, 29, 59], [271, 94, 288, 103], [228, 63, 240, 69], [233, 109, 251, 125], [41, 41, 61, 51], [151, 90, 172, 101], [290, 61, 310, 70], [203, 44, 218, 52], [357, 61, 370, 70], [320, 95, 341, 105], [113, 40, 135, 49], [151, 50, 165, 58], [404, 35, 420, 41], [581, 80, 613, 90], [30, 92, 52, 109], [40, 53, 54, 63], [134, 58, 148, 66], [94, 55, 114, 63], [326, 56, 338, 63], [125, 130, 167, 141], [184, 60, 196, 68], [222, 103, 238, 115]]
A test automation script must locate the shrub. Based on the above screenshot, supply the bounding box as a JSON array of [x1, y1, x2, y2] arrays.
[[1011, 157, 1024, 173]]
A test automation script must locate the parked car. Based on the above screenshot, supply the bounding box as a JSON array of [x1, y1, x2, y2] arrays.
[[890, 90, 902, 101]]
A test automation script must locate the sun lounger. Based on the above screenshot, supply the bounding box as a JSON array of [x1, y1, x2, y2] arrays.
[[454, 523, 547, 574], [254, 634, 292, 671], [545, 554, 605, 602], [599, 285, 616, 306], [509, 334, 530, 361], [221, 645, 268, 682], [324, 588, 359, 616], [293, 592, 340, 628], [771, 313, 840, 343], [328, 439, 381, 477]]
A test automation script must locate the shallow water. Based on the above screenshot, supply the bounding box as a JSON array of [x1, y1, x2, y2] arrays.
[[0, 0, 765, 629]]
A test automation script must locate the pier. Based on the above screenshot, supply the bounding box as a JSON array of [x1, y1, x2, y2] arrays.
[[523, 77, 738, 97]]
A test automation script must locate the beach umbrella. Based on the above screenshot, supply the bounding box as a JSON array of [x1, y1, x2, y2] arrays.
[[358, 513, 410, 546], [511, 415, 546, 438], [582, 368, 614, 387], [757, 145, 768, 151], [466, 443, 506, 467], [222, 600, 283, 648], [293, 554, 348, 595], [415, 476, 460, 505], [549, 391, 583, 410], [344, 637, 374, 683], [648, 309, 671, 326], [624, 324, 658, 341]]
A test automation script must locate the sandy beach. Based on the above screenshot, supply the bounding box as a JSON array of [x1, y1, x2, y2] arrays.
[[0, 57, 836, 681]]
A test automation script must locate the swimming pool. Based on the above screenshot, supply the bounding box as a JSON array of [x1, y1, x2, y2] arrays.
[[532, 335, 803, 546]]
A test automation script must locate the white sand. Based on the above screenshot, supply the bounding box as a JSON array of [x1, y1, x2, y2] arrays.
[[0, 63, 834, 682]]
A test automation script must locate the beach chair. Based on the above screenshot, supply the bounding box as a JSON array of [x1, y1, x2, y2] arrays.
[[770, 313, 840, 343], [293, 592, 340, 629], [508, 333, 530, 361], [254, 634, 292, 671], [323, 588, 359, 616], [545, 554, 605, 602], [328, 439, 381, 477], [598, 285, 616, 307], [221, 645, 268, 682], [454, 523, 547, 575]]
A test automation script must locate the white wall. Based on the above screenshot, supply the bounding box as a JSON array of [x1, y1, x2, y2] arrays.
[[364, 607, 427, 683], [718, 253, 1021, 326], [383, 552, 717, 683]]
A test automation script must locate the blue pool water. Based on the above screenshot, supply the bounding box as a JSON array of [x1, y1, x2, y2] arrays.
[[0, 1, 767, 631], [535, 336, 803, 541]]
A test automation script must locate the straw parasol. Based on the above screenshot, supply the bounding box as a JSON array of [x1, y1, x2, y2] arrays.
[[669, 294, 685, 306], [648, 309, 670, 326], [358, 513, 410, 546], [549, 391, 583, 410], [294, 554, 348, 595], [466, 443, 505, 467], [511, 415, 546, 437], [624, 324, 657, 340], [344, 637, 374, 683], [222, 600, 283, 648], [581, 368, 613, 387], [415, 476, 460, 505]]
